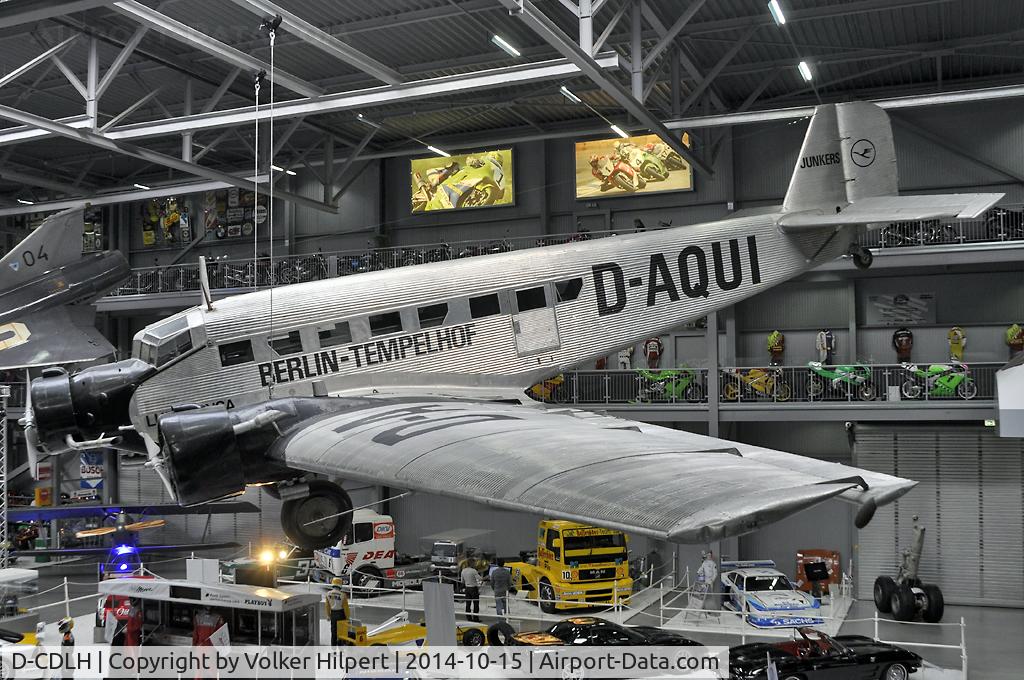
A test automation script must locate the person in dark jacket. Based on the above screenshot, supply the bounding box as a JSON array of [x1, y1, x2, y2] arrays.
[[490, 559, 512, 618]]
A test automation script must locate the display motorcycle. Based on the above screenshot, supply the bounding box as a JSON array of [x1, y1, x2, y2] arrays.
[[616, 142, 670, 182], [900, 362, 977, 400], [634, 368, 704, 403], [589, 154, 646, 192], [643, 141, 686, 170], [721, 367, 792, 402], [879, 219, 959, 247], [413, 152, 506, 212], [527, 374, 568, 403], [985, 206, 1024, 241], [806, 362, 876, 401]]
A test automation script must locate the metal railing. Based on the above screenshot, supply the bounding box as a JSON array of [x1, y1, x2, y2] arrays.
[[105, 205, 1024, 298], [537, 362, 1000, 405]]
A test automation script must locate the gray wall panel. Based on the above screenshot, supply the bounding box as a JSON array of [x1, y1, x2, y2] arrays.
[[736, 281, 849, 331]]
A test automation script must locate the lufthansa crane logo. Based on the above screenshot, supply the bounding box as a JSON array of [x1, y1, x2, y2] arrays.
[[850, 139, 876, 167]]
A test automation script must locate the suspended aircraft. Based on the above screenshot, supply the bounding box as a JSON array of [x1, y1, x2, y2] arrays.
[[22, 102, 1003, 549], [0, 208, 128, 370]]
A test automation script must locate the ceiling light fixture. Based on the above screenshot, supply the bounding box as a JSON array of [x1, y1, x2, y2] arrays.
[[16, 199, 33, 205], [559, 85, 582, 104], [426, 145, 451, 158], [355, 112, 382, 128], [491, 34, 521, 58], [271, 164, 297, 176], [133, 183, 151, 190], [768, 0, 786, 26], [610, 124, 629, 139], [798, 61, 813, 81]]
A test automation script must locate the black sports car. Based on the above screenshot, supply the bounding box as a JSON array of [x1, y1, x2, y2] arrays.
[[495, 616, 701, 646], [730, 627, 922, 680]]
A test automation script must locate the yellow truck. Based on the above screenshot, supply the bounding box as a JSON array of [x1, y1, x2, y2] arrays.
[[506, 520, 632, 613]]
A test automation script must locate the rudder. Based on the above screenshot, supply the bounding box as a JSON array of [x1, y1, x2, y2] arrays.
[[782, 104, 846, 214]]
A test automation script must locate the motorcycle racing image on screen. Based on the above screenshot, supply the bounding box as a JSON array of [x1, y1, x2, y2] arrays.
[[574, 132, 693, 198], [410, 148, 513, 212]]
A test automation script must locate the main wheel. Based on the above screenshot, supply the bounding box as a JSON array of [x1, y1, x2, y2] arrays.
[[901, 379, 922, 400], [461, 628, 486, 647], [890, 583, 916, 621], [957, 380, 978, 400], [873, 576, 896, 613], [539, 580, 557, 614], [881, 663, 909, 680], [852, 247, 874, 269], [280, 480, 353, 550], [921, 584, 944, 623]]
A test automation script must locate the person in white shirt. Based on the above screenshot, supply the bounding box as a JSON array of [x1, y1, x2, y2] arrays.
[[461, 565, 482, 622]]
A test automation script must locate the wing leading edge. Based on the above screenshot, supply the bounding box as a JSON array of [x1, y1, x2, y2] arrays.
[[263, 397, 915, 543]]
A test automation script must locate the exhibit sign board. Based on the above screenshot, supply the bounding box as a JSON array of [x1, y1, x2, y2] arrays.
[[574, 132, 693, 199], [410, 148, 513, 213], [865, 292, 936, 326]]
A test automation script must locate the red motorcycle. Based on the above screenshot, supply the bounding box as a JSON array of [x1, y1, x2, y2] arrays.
[[590, 154, 646, 192]]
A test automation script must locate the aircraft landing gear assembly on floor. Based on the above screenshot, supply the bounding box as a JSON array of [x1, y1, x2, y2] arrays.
[[873, 516, 945, 623], [274, 480, 353, 550]]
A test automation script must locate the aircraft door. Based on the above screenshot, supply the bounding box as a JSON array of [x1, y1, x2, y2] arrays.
[[511, 283, 560, 356]]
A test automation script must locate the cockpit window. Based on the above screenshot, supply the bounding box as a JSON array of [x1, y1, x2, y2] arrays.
[[138, 316, 193, 368]]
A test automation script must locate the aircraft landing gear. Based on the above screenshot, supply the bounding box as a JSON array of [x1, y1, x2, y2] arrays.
[[279, 479, 353, 550], [849, 244, 874, 269]]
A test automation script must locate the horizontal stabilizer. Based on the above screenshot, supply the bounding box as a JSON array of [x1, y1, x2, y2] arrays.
[[0, 307, 114, 370], [0, 208, 84, 291], [778, 193, 1004, 231]]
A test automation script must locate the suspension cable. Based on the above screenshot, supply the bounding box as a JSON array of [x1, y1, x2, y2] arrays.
[[268, 26, 276, 396], [252, 70, 263, 291]]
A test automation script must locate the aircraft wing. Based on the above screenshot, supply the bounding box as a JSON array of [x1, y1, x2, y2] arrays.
[[8, 502, 259, 522], [248, 397, 916, 543], [0, 306, 114, 370]]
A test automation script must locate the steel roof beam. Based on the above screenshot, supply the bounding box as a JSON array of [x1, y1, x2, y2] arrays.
[[0, 36, 78, 91], [0, 0, 115, 29], [499, 0, 711, 176], [110, 0, 323, 98], [642, 0, 707, 70], [677, 24, 757, 114], [226, 0, 403, 86], [0, 103, 338, 213]]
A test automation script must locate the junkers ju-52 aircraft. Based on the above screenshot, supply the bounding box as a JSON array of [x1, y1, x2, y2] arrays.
[[22, 102, 1003, 549]]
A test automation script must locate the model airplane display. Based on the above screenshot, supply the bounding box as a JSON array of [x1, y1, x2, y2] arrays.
[[0, 207, 129, 370], [22, 102, 1003, 550], [7, 502, 257, 572]]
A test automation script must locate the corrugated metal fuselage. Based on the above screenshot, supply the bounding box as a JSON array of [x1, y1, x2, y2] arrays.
[[129, 214, 851, 434]]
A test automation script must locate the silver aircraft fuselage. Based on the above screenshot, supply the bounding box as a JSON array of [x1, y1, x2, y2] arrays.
[[128, 213, 852, 438]]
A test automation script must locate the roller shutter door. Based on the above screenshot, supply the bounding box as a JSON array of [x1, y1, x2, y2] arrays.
[[854, 425, 1024, 607]]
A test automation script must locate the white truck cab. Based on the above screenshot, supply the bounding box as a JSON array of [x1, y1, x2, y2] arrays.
[[313, 509, 397, 584]]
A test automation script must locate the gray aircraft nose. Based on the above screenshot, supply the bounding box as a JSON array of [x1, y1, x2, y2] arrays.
[[31, 358, 156, 448]]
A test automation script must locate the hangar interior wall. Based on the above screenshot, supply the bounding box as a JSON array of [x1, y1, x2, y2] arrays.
[[854, 425, 1024, 607]]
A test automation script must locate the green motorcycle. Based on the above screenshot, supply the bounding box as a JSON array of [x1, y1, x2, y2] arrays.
[[413, 152, 506, 212], [618, 144, 670, 182], [901, 362, 977, 400], [634, 368, 704, 403], [806, 361, 876, 401]]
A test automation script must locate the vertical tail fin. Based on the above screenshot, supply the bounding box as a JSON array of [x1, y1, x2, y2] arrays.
[[779, 102, 1001, 229], [0, 207, 86, 290]]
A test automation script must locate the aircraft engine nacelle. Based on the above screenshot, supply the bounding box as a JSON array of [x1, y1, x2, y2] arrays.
[[159, 404, 294, 506], [32, 359, 156, 449]]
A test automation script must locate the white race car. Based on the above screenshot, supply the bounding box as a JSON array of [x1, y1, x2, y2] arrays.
[[720, 560, 823, 628]]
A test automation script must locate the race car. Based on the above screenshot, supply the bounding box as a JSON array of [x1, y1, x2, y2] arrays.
[[490, 616, 700, 646], [720, 560, 823, 628], [729, 627, 922, 680]]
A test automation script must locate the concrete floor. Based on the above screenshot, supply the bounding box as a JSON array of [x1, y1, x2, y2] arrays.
[[17, 560, 1024, 679]]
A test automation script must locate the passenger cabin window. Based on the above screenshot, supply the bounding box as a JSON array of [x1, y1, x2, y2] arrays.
[[219, 340, 254, 367], [418, 303, 448, 329], [469, 294, 500, 319], [516, 286, 547, 312], [270, 330, 303, 356], [369, 311, 403, 336], [318, 321, 351, 348], [556, 277, 583, 302]]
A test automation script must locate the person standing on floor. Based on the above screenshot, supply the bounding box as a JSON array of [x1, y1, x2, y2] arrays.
[[490, 559, 512, 619], [461, 563, 482, 622]]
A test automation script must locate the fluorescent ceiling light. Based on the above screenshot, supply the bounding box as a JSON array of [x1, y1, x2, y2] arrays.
[[768, 0, 786, 25], [355, 112, 381, 128], [491, 34, 521, 58], [559, 85, 582, 104], [271, 164, 297, 176], [16, 199, 33, 205], [610, 124, 629, 139], [798, 60, 813, 81], [133, 183, 151, 190], [426, 145, 451, 157]]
